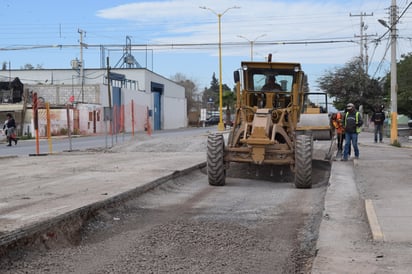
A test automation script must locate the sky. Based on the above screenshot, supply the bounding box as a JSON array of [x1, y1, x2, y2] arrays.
[[1, 0, 411, 93]]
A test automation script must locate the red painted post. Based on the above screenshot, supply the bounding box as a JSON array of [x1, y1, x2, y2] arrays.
[[120, 104, 124, 133]]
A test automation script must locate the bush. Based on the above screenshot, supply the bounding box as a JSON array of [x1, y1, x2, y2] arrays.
[[60, 128, 68, 135], [20, 133, 33, 140]]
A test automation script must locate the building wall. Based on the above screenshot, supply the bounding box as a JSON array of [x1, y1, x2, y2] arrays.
[[22, 102, 150, 137], [0, 68, 186, 134], [34, 108, 74, 137], [26, 84, 101, 105], [163, 96, 187, 129]]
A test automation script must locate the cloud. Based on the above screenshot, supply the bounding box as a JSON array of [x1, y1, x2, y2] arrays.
[[96, 1, 386, 42], [96, 0, 200, 22], [95, 0, 411, 79]]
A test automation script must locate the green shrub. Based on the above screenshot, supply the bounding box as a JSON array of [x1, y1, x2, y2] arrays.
[[60, 128, 68, 135]]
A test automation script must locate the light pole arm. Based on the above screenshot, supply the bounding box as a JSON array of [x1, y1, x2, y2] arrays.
[[237, 34, 266, 61]]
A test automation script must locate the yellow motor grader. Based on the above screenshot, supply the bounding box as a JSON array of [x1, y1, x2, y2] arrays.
[[206, 57, 332, 188]]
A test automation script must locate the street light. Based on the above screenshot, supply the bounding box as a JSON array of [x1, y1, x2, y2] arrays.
[[200, 5, 240, 131], [237, 34, 266, 61], [377, 19, 389, 29], [378, 1, 398, 145]]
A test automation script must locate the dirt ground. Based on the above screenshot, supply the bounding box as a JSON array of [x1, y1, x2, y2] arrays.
[[0, 130, 331, 273]]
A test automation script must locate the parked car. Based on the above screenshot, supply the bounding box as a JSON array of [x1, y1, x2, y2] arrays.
[[408, 120, 412, 128], [205, 116, 220, 126]]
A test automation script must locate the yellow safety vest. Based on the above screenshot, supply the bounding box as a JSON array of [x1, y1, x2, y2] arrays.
[[345, 111, 361, 134]]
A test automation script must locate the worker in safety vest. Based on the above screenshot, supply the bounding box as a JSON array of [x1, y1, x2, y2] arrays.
[[331, 111, 345, 156], [342, 103, 363, 161]]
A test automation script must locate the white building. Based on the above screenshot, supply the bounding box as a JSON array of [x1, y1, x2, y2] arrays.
[[0, 68, 187, 136]]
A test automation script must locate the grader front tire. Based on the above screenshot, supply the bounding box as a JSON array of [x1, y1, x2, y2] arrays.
[[294, 134, 313, 189], [207, 133, 226, 186]]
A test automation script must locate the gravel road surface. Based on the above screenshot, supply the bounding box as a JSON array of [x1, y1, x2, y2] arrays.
[[0, 130, 331, 273]]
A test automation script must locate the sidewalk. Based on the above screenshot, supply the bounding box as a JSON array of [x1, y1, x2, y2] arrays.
[[312, 131, 412, 273]]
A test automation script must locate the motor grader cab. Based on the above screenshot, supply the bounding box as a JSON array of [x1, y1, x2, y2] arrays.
[[207, 58, 326, 188]]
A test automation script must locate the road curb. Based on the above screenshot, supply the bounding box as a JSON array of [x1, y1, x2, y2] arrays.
[[352, 150, 384, 242], [364, 199, 385, 241], [0, 155, 18, 160]]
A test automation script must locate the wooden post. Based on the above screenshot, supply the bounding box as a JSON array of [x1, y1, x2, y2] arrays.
[[46, 102, 53, 154], [131, 100, 135, 136], [146, 106, 152, 136], [66, 104, 72, 151], [33, 92, 40, 155]]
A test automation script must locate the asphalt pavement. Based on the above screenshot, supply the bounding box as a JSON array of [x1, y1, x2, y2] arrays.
[[1, 129, 412, 273]]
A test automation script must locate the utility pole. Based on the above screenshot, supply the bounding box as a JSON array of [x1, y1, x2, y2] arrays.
[[389, 0, 398, 144], [358, 30, 377, 75], [378, 1, 399, 144], [350, 12, 374, 72], [364, 35, 370, 74], [350, 12, 376, 118], [78, 29, 87, 102]]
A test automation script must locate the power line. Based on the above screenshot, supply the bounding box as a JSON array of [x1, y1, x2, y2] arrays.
[[0, 37, 356, 52], [372, 38, 391, 78]]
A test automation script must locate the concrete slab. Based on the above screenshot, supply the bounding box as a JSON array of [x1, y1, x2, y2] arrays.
[[314, 131, 412, 273], [0, 151, 206, 234]]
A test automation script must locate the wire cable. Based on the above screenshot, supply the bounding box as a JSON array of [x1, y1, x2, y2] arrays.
[[372, 37, 391, 78]]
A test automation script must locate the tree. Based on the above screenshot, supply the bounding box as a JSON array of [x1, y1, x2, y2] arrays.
[[223, 89, 236, 113], [171, 73, 199, 114], [201, 73, 234, 112], [317, 58, 385, 113], [209, 73, 219, 93], [384, 53, 412, 117], [20, 63, 43, 70], [22, 64, 34, 70]]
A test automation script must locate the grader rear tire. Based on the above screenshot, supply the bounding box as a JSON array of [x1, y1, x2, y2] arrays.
[[207, 133, 226, 186], [294, 134, 313, 188]]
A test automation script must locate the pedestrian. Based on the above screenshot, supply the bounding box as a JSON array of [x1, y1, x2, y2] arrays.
[[343, 107, 352, 157], [3, 113, 18, 146], [331, 111, 345, 157], [3, 119, 8, 139], [342, 103, 363, 161], [370, 105, 385, 143]]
